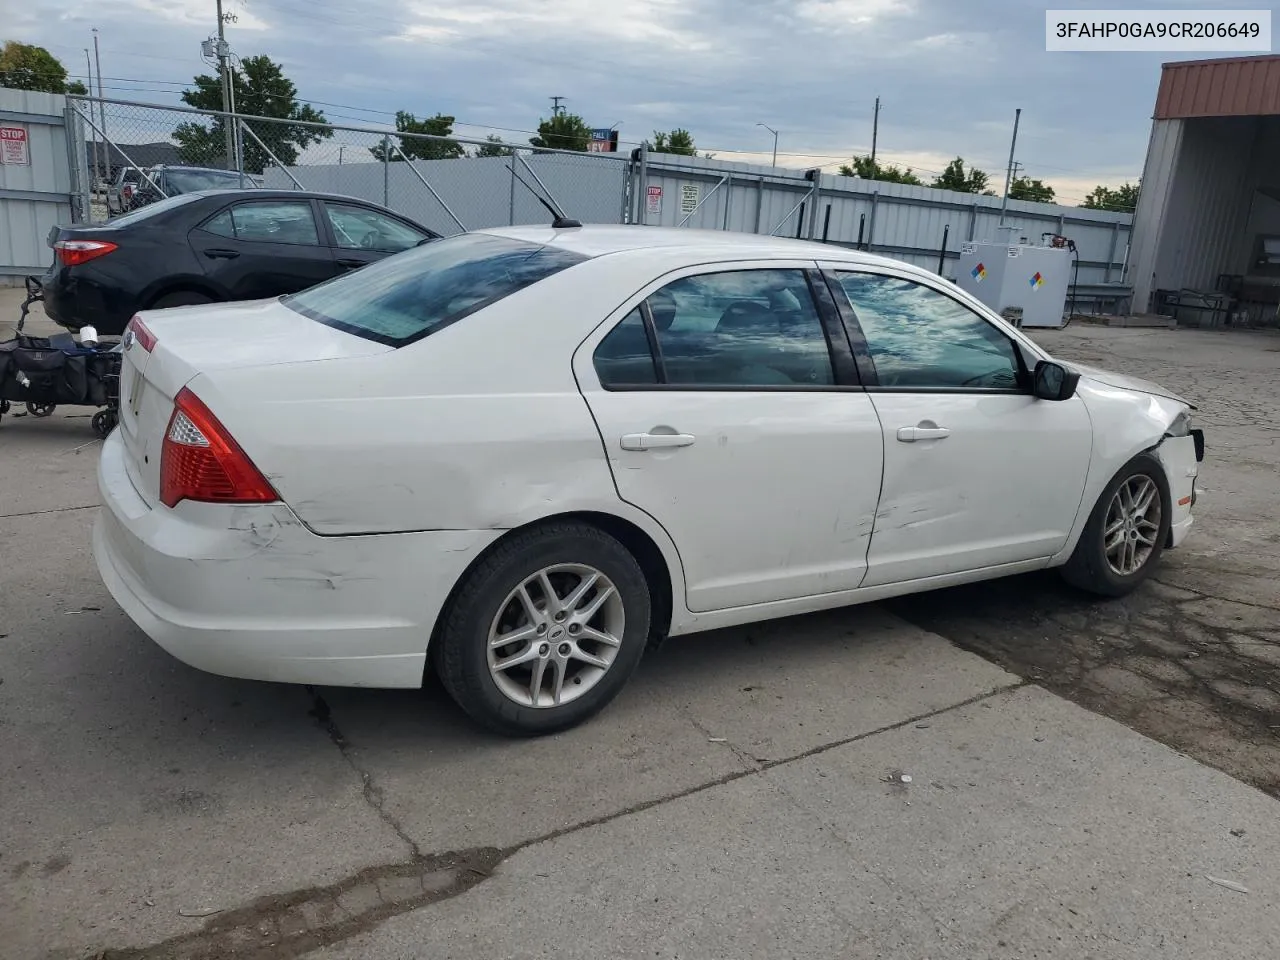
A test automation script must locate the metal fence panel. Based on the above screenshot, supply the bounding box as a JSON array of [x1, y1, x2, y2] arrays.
[[0, 88, 74, 278]]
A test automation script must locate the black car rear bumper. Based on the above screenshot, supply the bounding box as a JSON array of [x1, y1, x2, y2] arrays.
[[41, 268, 127, 335]]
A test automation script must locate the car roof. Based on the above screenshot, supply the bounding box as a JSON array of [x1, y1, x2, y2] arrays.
[[181, 188, 390, 203], [477, 224, 916, 271]]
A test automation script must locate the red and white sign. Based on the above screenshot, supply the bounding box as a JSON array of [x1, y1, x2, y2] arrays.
[[0, 126, 30, 165], [645, 184, 663, 216]]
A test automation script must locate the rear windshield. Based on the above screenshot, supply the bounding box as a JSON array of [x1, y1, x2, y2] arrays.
[[166, 169, 247, 193], [107, 193, 201, 225], [283, 233, 588, 346]]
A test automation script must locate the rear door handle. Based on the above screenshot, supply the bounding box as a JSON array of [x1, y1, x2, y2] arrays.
[[202, 248, 240, 260], [897, 425, 950, 442], [620, 432, 696, 451]]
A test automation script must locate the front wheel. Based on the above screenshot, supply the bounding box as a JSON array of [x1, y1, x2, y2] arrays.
[[435, 522, 651, 737], [1061, 452, 1171, 597], [26, 402, 55, 418]]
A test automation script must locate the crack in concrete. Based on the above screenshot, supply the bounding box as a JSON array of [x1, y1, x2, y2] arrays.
[[87, 683, 1024, 960], [305, 689, 423, 862], [0, 504, 98, 520], [1152, 578, 1280, 615]]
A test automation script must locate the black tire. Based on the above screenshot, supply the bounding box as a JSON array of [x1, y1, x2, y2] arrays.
[[435, 521, 651, 737], [150, 290, 215, 309], [92, 409, 116, 438], [26, 402, 55, 418], [1061, 451, 1171, 597]]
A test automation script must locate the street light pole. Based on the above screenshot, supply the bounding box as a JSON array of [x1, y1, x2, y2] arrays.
[[757, 123, 778, 168], [92, 30, 107, 186]]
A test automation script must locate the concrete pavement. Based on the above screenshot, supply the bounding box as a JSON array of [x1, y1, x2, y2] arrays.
[[2, 290, 1279, 959]]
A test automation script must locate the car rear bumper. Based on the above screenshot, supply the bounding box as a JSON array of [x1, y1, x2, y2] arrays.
[[93, 430, 501, 688], [41, 267, 127, 333]]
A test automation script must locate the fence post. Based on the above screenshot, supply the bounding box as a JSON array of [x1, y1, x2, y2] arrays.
[[937, 224, 950, 276], [867, 193, 879, 251], [509, 157, 517, 226], [722, 173, 733, 230], [65, 103, 90, 223], [382, 134, 390, 207], [638, 143, 649, 225]]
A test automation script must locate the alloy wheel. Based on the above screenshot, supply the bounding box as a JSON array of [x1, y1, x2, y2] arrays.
[[1103, 474, 1162, 577]]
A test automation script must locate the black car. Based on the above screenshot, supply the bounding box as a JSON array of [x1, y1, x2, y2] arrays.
[[43, 189, 441, 335]]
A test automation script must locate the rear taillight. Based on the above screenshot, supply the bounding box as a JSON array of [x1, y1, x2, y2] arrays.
[[124, 315, 157, 353], [159, 387, 278, 509], [55, 239, 118, 267]]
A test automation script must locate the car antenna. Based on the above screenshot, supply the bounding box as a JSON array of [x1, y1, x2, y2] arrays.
[[505, 159, 582, 228]]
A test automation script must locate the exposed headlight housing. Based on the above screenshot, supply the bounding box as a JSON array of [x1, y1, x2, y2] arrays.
[[1166, 410, 1192, 438]]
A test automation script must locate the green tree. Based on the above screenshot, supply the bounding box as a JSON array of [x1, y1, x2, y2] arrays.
[[931, 157, 994, 195], [837, 154, 923, 185], [67, 79, 88, 95], [369, 111, 464, 161], [1008, 175, 1056, 203], [649, 128, 697, 156], [530, 113, 590, 152], [473, 134, 512, 158], [173, 55, 331, 174], [1082, 181, 1140, 212], [0, 41, 75, 93]]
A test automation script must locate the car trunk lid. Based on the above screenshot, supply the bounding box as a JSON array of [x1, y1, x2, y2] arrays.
[[117, 297, 393, 507]]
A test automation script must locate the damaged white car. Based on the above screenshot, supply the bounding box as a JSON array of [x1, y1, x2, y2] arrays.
[[93, 226, 1204, 735]]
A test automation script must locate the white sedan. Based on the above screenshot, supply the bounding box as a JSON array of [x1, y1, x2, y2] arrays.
[[94, 226, 1204, 735]]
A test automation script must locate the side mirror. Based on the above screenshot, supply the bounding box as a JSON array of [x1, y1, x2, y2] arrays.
[[1033, 360, 1080, 401]]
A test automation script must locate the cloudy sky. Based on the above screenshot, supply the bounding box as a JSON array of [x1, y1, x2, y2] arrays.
[[7, 0, 1267, 203]]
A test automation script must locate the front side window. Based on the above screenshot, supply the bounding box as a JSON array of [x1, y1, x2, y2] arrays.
[[593, 268, 835, 388], [835, 272, 1022, 390], [325, 203, 428, 254], [284, 233, 588, 347], [226, 201, 320, 245]]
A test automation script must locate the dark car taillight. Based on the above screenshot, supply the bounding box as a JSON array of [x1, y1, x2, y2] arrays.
[[54, 239, 118, 267]]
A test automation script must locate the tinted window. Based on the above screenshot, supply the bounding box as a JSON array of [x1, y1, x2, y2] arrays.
[[606, 269, 833, 387], [836, 272, 1022, 390], [325, 203, 427, 253], [284, 233, 588, 347], [594, 309, 658, 386], [228, 201, 319, 245], [202, 208, 236, 239], [107, 192, 202, 226]]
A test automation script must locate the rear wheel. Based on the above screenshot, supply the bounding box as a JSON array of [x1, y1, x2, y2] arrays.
[[435, 522, 651, 736], [150, 290, 215, 309], [26, 402, 55, 418], [1061, 452, 1170, 597]]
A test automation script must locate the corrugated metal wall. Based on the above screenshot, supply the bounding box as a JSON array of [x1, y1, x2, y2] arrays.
[[269, 149, 1132, 289], [1155, 55, 1280, 119], [637, 154, 1132, 286], [1151, 117, 1256, 294], [263, 152, 631, 234], [0, 88, 74, 280]]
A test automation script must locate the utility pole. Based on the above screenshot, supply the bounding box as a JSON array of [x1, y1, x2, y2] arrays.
[[550, 96, 566, 117], [870, 96, 880, 179], [84, 48, 100, 190], [92, 30, 107, 187], [757, 123, 778, 168], [216, 0, 235, 171], [1000, 107, 1022, 225]]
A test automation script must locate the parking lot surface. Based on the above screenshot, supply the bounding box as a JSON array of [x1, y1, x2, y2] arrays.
[[2, 291, 1278, 959]]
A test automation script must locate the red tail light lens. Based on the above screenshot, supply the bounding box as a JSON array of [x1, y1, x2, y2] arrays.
[[124, 315, 157, 353], [54, 239, 118, 267], [159, 387, 278, 509]]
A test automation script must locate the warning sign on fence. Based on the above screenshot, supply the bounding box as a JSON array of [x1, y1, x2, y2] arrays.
[[0, 126, 30, 165], [645, 185, 663, 216]]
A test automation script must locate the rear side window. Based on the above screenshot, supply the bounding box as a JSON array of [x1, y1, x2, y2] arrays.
[[284, 233, 588, 347]]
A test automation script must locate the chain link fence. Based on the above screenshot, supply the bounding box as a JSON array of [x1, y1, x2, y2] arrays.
[[67, 95, 635, 233]]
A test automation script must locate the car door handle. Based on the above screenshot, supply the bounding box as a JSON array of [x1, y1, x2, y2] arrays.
[[620, 432, 696, 451], [202, 248, 240, 260], [336, 258, 366, 269], [897, 425, 951, 442]]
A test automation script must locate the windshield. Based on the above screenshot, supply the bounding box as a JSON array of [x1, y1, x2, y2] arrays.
[[165, 169, 247, 193], [107, 192, 202, 225], [284, 233, 588, 347]]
